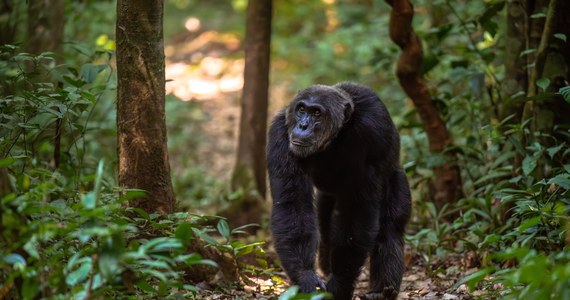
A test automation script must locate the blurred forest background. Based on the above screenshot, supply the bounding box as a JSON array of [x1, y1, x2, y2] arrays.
[[1, 0, 569, 299]]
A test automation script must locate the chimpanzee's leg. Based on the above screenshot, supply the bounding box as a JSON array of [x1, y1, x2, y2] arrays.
[[326, 194, 380, 300], [366, 170, 411, 300]]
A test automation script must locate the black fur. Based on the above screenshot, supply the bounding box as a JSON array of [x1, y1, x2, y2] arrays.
[[267, 83, 411, 300]]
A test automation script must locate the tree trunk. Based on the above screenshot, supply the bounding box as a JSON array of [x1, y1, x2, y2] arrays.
[[523, 0, 570, 130], [25, 0, 65, 169], [232, 0, 272, 198], [0, 0, 19, 45], [25, 0, 64, 55], [385, 0, 463, 210], [116, 0, 175, 214], [501, 0, 528, 120]]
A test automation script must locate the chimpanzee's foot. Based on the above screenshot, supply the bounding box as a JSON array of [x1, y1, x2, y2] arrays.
[[359, 286, 398, 300]]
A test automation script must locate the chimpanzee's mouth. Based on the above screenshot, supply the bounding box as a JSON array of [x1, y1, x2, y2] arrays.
[[291, 140, 312, 147]]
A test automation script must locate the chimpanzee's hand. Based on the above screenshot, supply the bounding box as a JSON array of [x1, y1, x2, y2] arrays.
[[296, 270, 326, 294]]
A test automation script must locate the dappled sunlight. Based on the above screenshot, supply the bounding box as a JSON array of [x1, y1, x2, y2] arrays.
[[165, 58, 244, 101], [184, 17, 201, 32], [165, 29, 244, 101], [165, 25, 245, 179]]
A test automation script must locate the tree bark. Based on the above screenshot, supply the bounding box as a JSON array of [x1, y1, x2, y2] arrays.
[[232, 0, 272, 198], [116, 0, 175, 214], [385, 0, 463, 209]]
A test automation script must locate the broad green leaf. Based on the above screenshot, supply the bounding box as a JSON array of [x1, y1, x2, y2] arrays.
[[553, 33, 567, 42], [175, 221, 194, 243], [453, 267, 496, 291], [80, 63, 107, 83], [279, 286, 300, 300], [522, 155, 537, 176], [81, 192, 96, 209], [518, 216, 541, 232], [548, 174, 570, 190], [536, 78, 550, 91], [2, 253, 26, 268], [0, 156, 25, 167], [479, 234, 500, 248], [66, 262, 91, 286], [22, 277, 39, 300], [547, 142, 566, 158], [99, 246, 120, 279]]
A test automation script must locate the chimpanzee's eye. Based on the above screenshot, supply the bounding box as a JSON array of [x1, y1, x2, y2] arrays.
[[313, 109, 321, 117], [298, 106, 306, 113]]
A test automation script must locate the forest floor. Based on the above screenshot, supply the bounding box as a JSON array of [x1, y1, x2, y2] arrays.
[[164, 25, 486, 300]]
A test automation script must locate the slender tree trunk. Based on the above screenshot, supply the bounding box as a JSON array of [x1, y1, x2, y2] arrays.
[[523, 0, 570, 132], [232, 0, 272, 198], [0, 0, 18, 45], [116, 0, 175, 214], [385, 0, 463, 210], [25, 0, 65, 169], [501, 0, 528, 120], [25, 0, 64, 55]]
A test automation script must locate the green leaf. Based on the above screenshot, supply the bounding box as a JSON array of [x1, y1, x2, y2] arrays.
[[176, 253, 218, 267], [520, 48, 536, 57], [478, 234, 500, 248], [2, 253, 26, 268], [536, 78, 550, 91], [522, 155, 537, 176], [136, 280, 157, 293], [193, 228, 219, 245], [547, 142, 566, 158], [519, 216, 541, 232], [217, 219, 230, 240], [99, 239, 121, 279], [530, 12, 546, 19], [231, 223, 260, 235], [554, 33, 567, 42], [279, 286, 300, 300], [80, 63, 107, 83], [548, 174, 570, 190], [22, 277, 39, 300], [0, 156, 25, 167], [175, 222, 194, 243], [453, 267, 496, 291], [81, 192, 96, 209], [66, 262, 91, 286]]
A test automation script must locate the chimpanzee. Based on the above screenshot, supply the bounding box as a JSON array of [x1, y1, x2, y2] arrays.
[[267, 82, 411, 300]]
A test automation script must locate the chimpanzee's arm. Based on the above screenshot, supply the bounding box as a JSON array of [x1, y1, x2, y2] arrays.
[[267, 112, 325, 293]]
